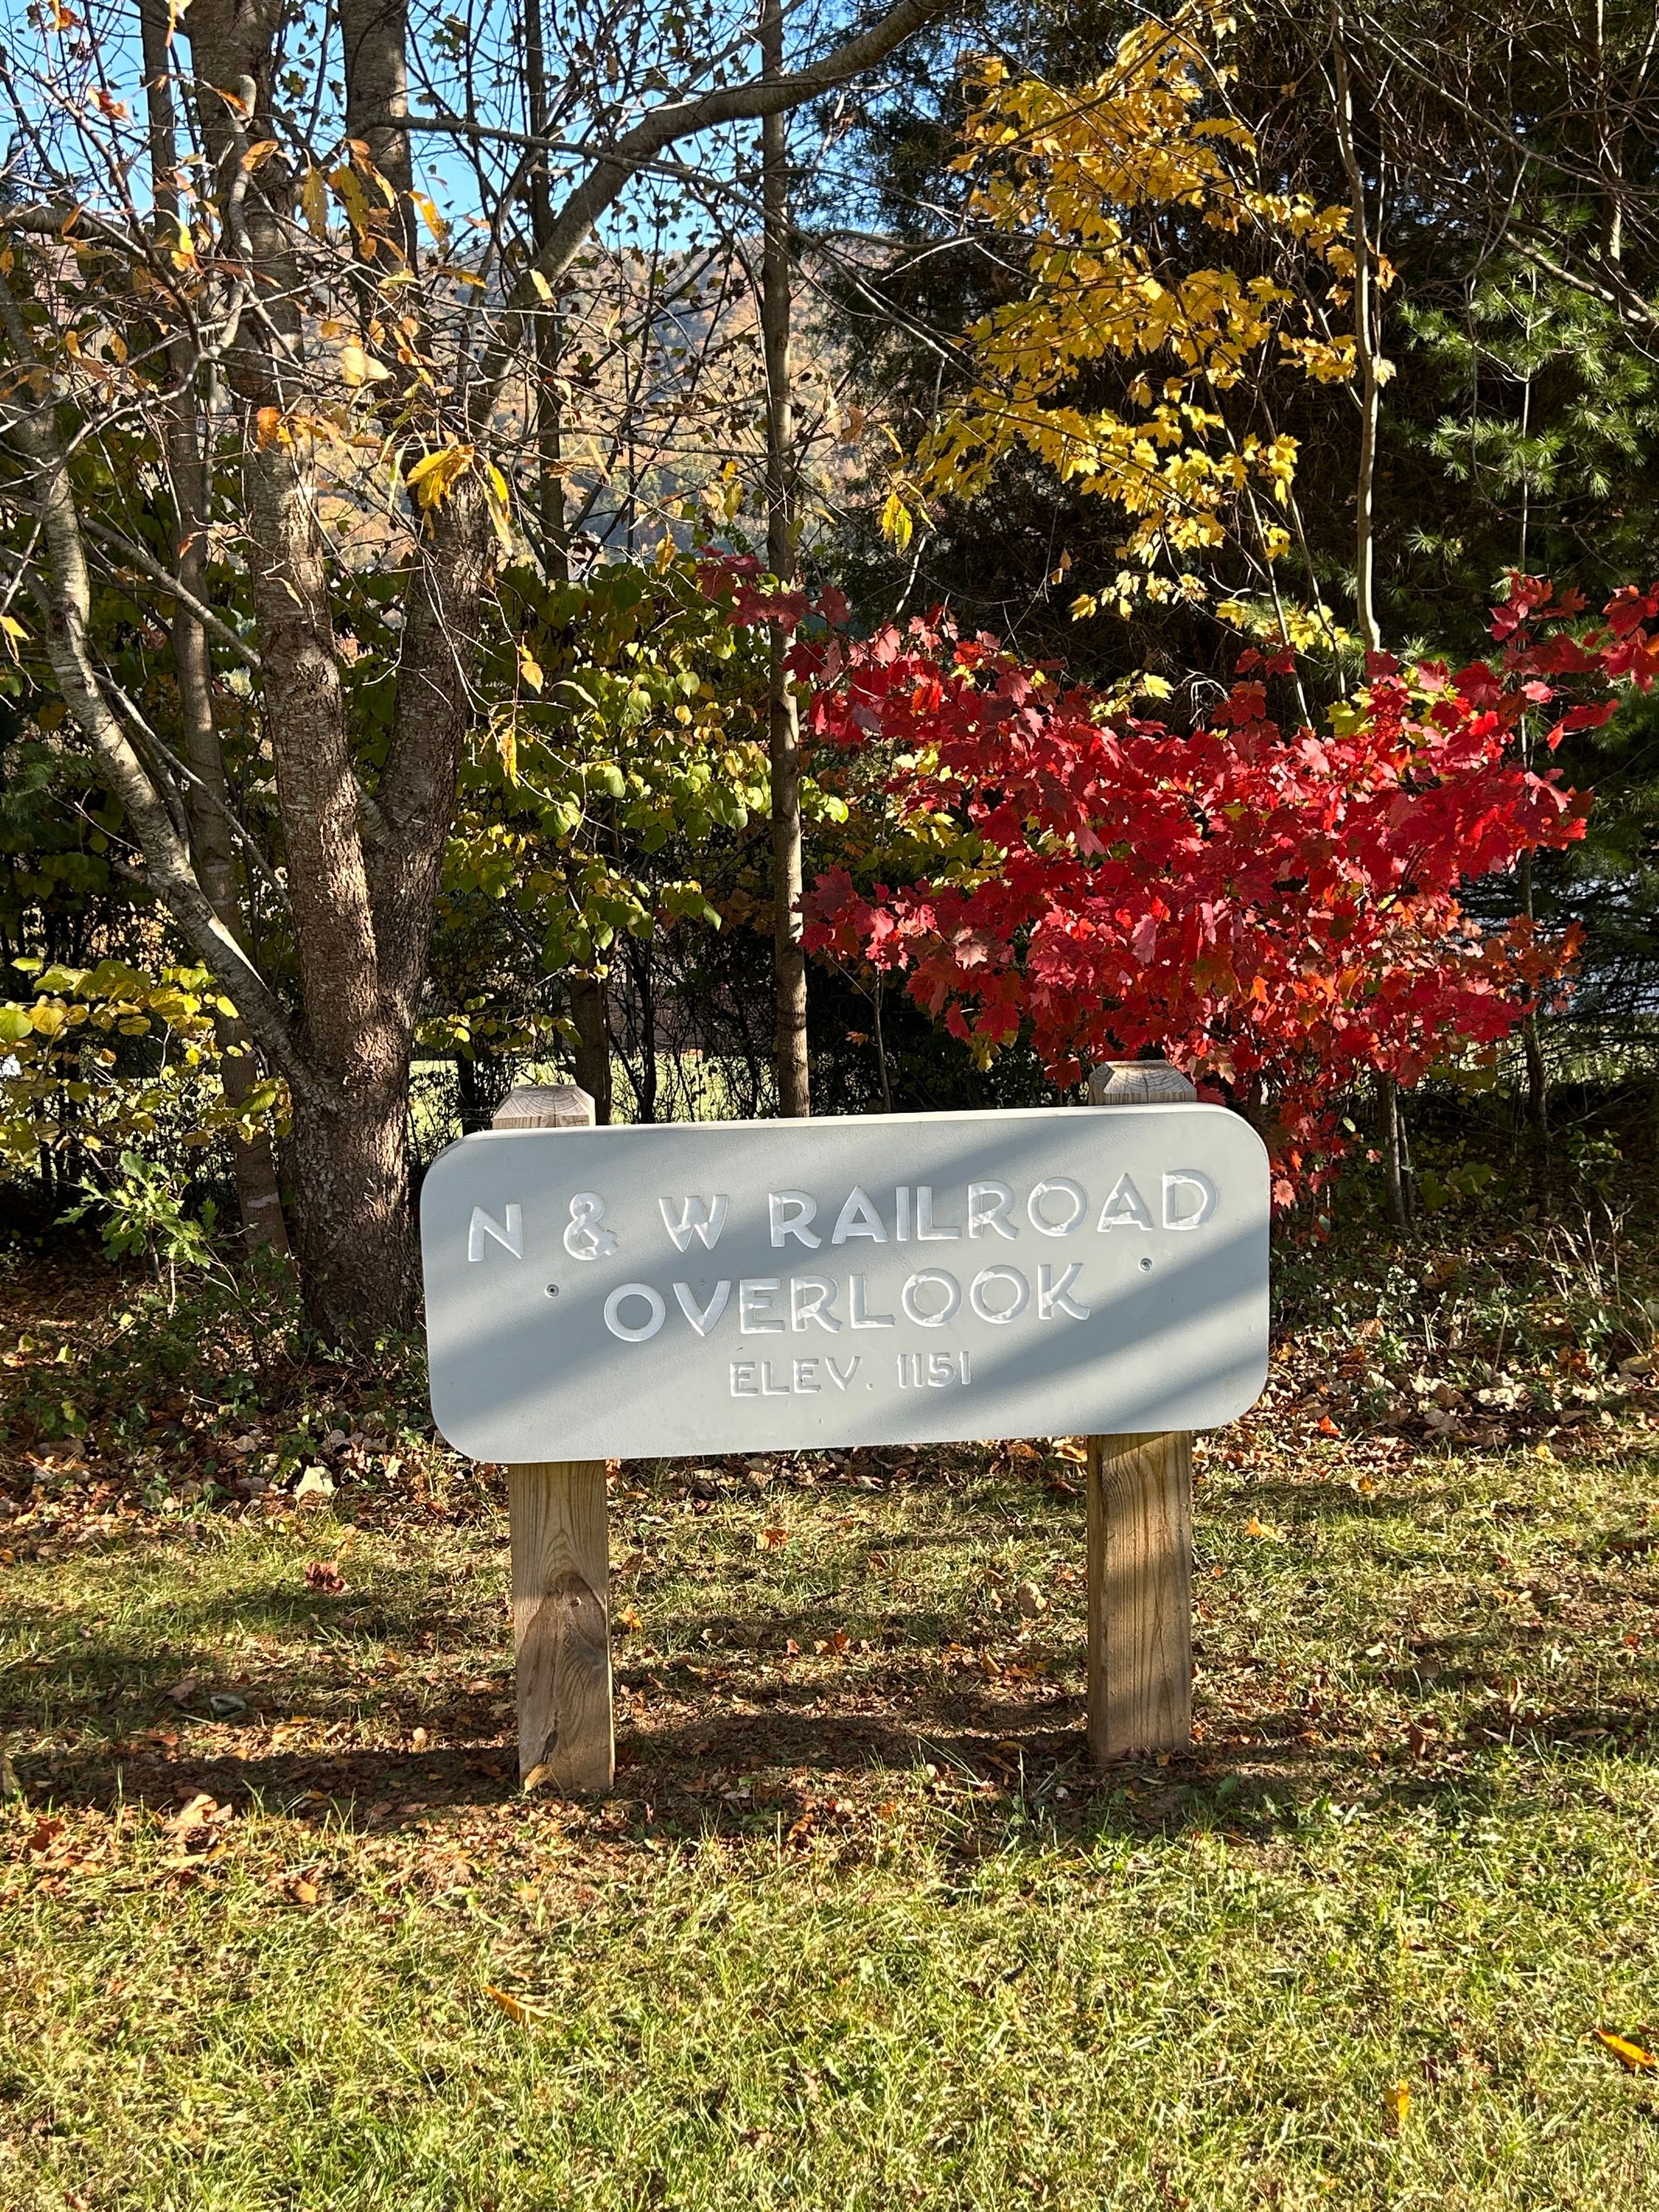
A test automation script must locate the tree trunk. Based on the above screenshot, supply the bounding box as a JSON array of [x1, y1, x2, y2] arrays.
[[522, 0, 571, 577], [139, 0, 289, 1257], [1518, 843, 1551, 1211], [284, 1055, 415, 1344], [571, 973, 613, 1125], [761, 0, 810, 1118], [1331, 7, 1382, 660], [1378, 1072, 1412, 1232]]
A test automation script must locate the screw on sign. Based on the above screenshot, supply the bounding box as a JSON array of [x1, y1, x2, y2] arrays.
[[419, 1069, 1270, 1792]]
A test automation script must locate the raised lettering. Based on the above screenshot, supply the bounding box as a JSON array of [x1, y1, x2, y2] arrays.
[[1097, 1173, 1154, 1231], [849, 1275, 895, 1329], [737, 1278, 784, 1333], [902, 1267, 961, 1327], [916, 1185, 961, 1241], [674, 1280, 732, 1336], [604, 1283, 665, 1343], [1028, 1177, 1087, 1235], [659, 1194, 729, 1252], [970, 1264, 1029, 1323], [769, 1190, 821, 1248], [1038, 1261, 1091, 1320], [895, 1186, 912, 1242], [467, 1203, 522, 1262], [1164, 1169, 1217, 1229], [790, 1276, 841, 1332], [967, 1181, 1018, 1239], [831, 1186, 887, 1244]]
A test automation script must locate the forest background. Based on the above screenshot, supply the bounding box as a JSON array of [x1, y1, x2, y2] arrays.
[[0, 0, 1654, 1325], [2, 9, 1659, 2205]]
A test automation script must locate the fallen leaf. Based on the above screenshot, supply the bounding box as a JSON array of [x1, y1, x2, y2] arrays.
[[293, 1465, 335, 1506], [1244, 1517, 1279, 1539], [163, 1792, 232, 1858], [1013, 1579, 1048, 1618], [1593, 2027, 1657, 2072], [411, 1726, 429, 1751], [484, 1984, 547, 2025], [1385, 2079, 1411, 2127], [1316, 1415, 1340, 1437], [291, 1877, 319, 1907], [756, 1527, 790, 1550], [615, 1603, 643, 1632], [304, 1559, 348, 1594], [521, 1762, 553, 1792]]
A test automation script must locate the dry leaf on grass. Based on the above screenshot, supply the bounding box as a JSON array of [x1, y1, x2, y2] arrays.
[[1593, 2027, 1657, 2072], [756, 1527, 790, 1550], [304, 1559, 348, 1593], [163, 1792, 232, 1861], [484, 1985, 548, 2025], [1385, 2080, 1411, 2128]]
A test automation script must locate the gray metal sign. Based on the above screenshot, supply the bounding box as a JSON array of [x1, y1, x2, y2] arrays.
[[421, 1105, 1270, 1462]]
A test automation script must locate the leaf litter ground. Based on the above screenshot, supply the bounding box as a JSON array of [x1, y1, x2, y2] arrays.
[[2, 1240, 1657, 2209]]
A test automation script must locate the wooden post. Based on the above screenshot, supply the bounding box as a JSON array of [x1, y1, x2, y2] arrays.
[[493, 1082, 615, 1792], [1085, 1061, 1197, 1762]]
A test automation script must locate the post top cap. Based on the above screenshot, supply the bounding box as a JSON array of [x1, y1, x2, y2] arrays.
[[492, 1082, 596, 1130], [1087, 1060, 1198, 1106]]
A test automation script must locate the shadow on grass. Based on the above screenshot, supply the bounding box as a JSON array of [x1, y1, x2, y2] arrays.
[[13, 1609, 1656, 1860]]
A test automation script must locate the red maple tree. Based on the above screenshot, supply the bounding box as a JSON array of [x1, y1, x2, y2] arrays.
[[793, 578, 1657, 1198]]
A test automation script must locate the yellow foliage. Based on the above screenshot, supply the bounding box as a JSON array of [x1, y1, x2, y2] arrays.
[[406, 442, 477, 508], [917, 1, 1357, 612]]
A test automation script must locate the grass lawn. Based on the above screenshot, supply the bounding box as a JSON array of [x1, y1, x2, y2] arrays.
[[2, 1248, 1659, 2208]]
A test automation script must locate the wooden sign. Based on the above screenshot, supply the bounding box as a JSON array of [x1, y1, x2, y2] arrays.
[[421, 1104, 1269, 1464]]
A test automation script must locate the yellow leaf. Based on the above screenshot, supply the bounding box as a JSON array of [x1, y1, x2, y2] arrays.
[[485, 462, 513, 552], [517, 642, 543, 693], [1593, 2028, 1657, 2072], [411, 192, 450, 249], [338, 342, 392, 389], [240, 139, 280, 172], [1386, 2080, 1411, 2127], [1243, 1516, 1279, 1539], [406, 443, 476, 508], [299, 167, 328, 240], [484, 1985, 547, 2025], [880, 489, 913, 552]]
